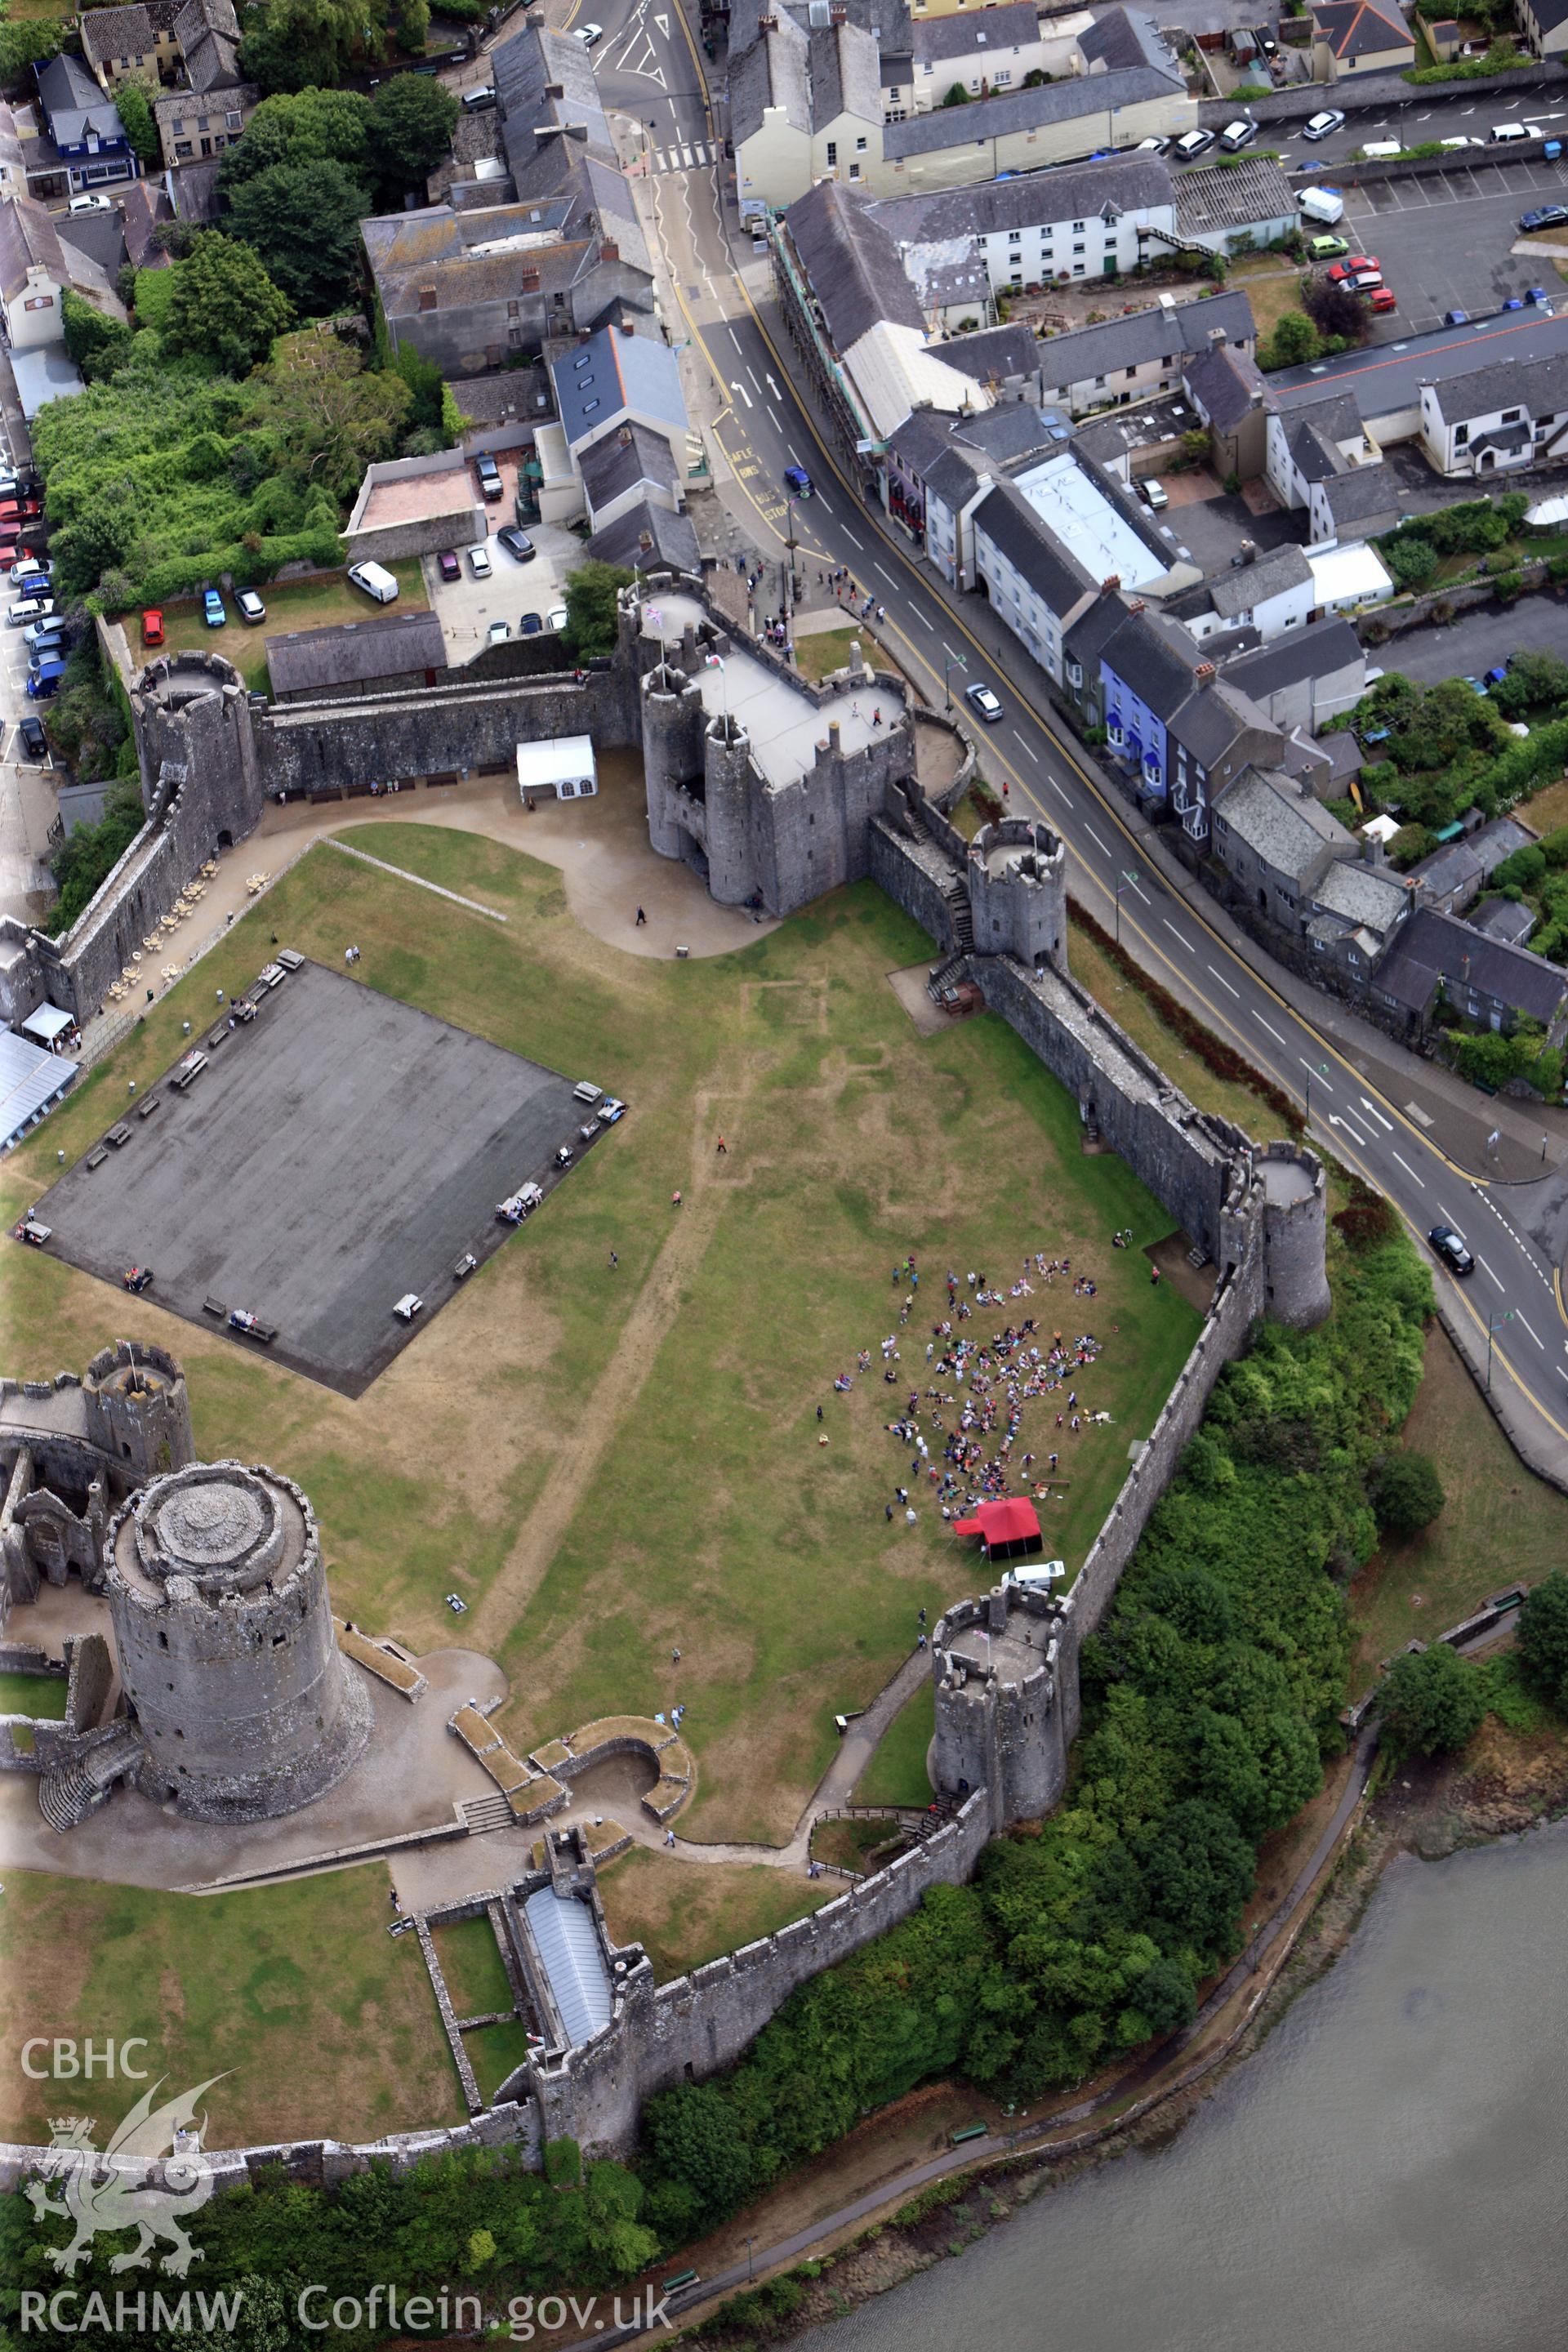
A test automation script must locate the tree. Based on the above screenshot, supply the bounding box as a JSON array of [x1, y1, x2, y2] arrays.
[[1369, 1450, 1446, 1538], [562, 559, 634, 659], [47, 778, 145, 933], [1259, 310, 1320, 369], [1140, 1798, 1255, 1969], [1383, 532, 1437, 590], [397, 0, 430, 48], [1517, 1568, 1568, 1709], [941, 80, 971, 104], [218, 85, 371, 190], [225, 158, 368, 316], [163, 234, 292, 376], [1379, 1644, 1485, 1757], [238, 0, 359, 90], [368, 73, 457, 202], [1302, 273, 1370, 347], [60, 288, 131, 383], [1490, 648, 1568, 720], [114, 79, 161, 167], [247, 331, 411, 496], [641, 2084, 755, 2227]]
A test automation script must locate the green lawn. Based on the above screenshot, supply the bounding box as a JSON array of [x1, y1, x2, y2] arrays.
[[434, 1913, 514, 2019], [115, 563, 428, 694], [597, 1852, 835, 1981], [463, 2018, 537, 2103], [793, 627, 860, 682], [1348, 1321, 1568, 1689], [0, 1864, 461, 2148], [855, 1681, 934, 1807], [5, 828, 1198, 1854], [0, 1670, 69, 1719]]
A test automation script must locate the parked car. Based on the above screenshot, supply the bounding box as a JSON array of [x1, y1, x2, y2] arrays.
[[141, 607, 164, 647], [475, 455, 504, 503], [468, 543, 492, 577], [236, 588, 265, 623], [24, 630, 64, 662], [1141, 477, 1169, 510], [547, 604, 568, 631], [10, 556, 47, 586], [497, 524, 536, 561], [488, 619, 511, 644], [1327, 258, 1378, 284], [461, 82, 496, 109], [520, 611, 543, 633], [438, 550, 461, 581], [1365, 286, 1397, 313], [1521, 203, 1568, 232], [68, 191, 112, 214], [1136, 133, 1171, 154], [1219, 118, 1257, 151], [1439, 135, 1484, 149], [965, 681, 1004, 723], [202, 588, 226, 627], [347, 558, 399, 603], [7, 597, 52, 627], [1173, 127, 1215, 160], [1254, 24, 1277, 52], [27, 657, 66, 698], [1428, 1223, 1474, 1276], [1303, 109, 1346, 139], [17, 713, 47, 760], [1309, 234, 1349, 259], [575, 19, 603, 39]]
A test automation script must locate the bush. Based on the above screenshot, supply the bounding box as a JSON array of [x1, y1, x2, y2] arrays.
[[1369, 1450, 1445, 1535], [1379, 1645, 1486, 1757], [1332, 1174, 1397, 1254], [46, 777, 145, 935], [1517, 1568, 1568, 1710], [1258, 310, 1321, 370]]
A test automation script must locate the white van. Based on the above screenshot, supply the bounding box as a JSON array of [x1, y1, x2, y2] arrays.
[[1361, 140, 1402, 160], [1001, 1560, 1067, 1593], [1490, 122, 1533, 144], [347, 559, 399, 604], [1298, 185, 1345, 225]]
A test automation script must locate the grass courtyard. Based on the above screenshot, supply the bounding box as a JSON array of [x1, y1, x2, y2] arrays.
[[112, 563, 428, 695]]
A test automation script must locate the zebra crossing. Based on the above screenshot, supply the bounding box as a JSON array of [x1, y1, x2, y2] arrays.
[[648, 138, 719, 174]]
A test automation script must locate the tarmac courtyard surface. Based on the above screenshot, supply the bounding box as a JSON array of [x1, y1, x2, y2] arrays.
[[32, 960, 596, 1395]]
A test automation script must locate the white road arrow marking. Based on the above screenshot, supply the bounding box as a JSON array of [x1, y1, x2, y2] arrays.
[[767, 372, 782, 397]]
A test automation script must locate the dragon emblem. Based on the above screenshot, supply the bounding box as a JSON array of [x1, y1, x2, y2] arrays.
[[26, 2076, 228, 2278]]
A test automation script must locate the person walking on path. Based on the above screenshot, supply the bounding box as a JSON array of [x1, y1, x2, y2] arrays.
[[671, 1189, 682, 1208], [635, 906, 647, 927], [716, 1134, 727, 1154], [608, 1250, 618, 1269], [1150, 1264, 1161, 1287]]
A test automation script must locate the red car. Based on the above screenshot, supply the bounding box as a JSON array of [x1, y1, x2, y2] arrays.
[[0, 498, 40, 523], [1326, 259, 1376, 284], [141, 608, 164, 647], [1365, 286, 1397, 314], [438, 550, 461, 581]]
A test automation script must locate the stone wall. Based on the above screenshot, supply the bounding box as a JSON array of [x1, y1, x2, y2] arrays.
[[530, 1791, 992, 2155], [258, 666, 637, 800], [868, 814, 959, 959], [342, 452, 488, 567]]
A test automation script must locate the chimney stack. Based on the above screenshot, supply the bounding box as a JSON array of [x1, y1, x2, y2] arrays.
[[1209, 324, 1227, 349], [1102, 573, 1121, 594], [1196, 661, 1216, 683], [601, 237, 619, 260]]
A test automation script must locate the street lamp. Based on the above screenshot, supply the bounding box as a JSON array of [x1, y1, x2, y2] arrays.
[[1114, 868, 1139, 945], [1486, 1309, 1514, 1393], [943, 651, 967, 709], [1303, 1062, 1329, 1129]]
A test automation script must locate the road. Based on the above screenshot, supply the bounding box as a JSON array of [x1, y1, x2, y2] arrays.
[[1256, 87, 1568, 174], [559, 0, 1568, 1477]]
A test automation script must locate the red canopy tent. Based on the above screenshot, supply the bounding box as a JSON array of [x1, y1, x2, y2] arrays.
[[951, 1496, 1041, 1561]]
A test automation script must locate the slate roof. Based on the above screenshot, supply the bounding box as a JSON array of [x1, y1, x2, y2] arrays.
[[1312, 0, 1412, 57], [1207, 541, 1312, 620], [1183, 339, 1271, 436], [910, 2, 1041, 62], [1102, 606, 1200, 717], [1212, 764, 1350, 881], [808, 20, 882, 125], [176, 0, 243, 89], [1408, 817, 1535, 906], [1065, 586, 1135, 674], [118, 176, 173, 268], [1315, 465, 1397, 523], [1169, 677, 1278, 768], [1221, 614, 1362, 700], [1080, 5, 1178, 71], [884, 63, 1179, 158], [973, 479, 1097, 618], [1373, 904, 1568, 1024], [1471, 896, 1538, 947], [867, 154, 1175, 247], [154, 83, 256, 135], [588, 497, 701, 572], [495, 16, 617, 192], [785, 180, 924, 345], [35, 54, 127, 147], [1309, 857, 1409, 935], [0, 194, 65, 304], [1036, 291, 1255, 391], [80, 1, 180, 74], [265, 610, 448, 697], [551, 323, 688, 447], [730, 13, 811, 139], [579, 420, 680, 514], [1426, 350, 1568, 427]]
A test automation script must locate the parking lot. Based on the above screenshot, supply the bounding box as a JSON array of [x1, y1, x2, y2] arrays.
[[1370, 598, 1568, 692], [0, 431, 58, 925], [416, 447, 586, 662], [1332, 157, 1568, 334], [30, 959, 601, 1396]]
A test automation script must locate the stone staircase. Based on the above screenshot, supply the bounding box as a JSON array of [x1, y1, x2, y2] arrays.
[[943, 878, 975, 955], [926, 950, 969, 1002], [461, 1792, 518, 1835], [38, 1726, 142, 1832]]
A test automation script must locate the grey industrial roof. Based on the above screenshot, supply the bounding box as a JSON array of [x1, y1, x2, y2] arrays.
[[1374, 904, 1568, 1023], [1174, 157, 1296, 242], [973, 479, 1097, 616], [1102, 605, 1200, 718], [1213, 764, 1348, 881], [35, 53, 126, 146], [786, 179, 925, 345], [551, 322, 688, 447], [588, 496, 701, 572], [1222, 613, 1362, 697], [1207, 541, 1312, 620], [524, 1886, 613, 2047], [868, 153, 1174, 247], [910, 1, 1039, 62], [884, 53, 1181, 158], [579, 420, 679, 514], [0, 1027, 76, 1152], [1183, 339, 1270, 436], [1036, 290, 1255, 391], [1426, 349, 1568, 428], [265, 610, 448, 696]]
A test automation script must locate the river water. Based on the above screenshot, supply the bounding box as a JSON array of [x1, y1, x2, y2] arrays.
[[810, 1823, 1568, 2352]]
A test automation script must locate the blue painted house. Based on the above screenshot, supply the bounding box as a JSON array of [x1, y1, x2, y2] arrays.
[[34, 56, 139, 194]]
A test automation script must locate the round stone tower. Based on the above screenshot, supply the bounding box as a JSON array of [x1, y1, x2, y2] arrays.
[[931, 1584, 1067, 1834], [83, 1341, 194, 1483], [132, 652, 263, 846], [1257, 1142, 1332, 1329], [105, 1460, 371, 1820], [702, 712, 756, 906], [966, 820, 1066, 971], [642, 660, 705, 861]]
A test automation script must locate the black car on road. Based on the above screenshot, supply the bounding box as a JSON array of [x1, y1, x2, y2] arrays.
[[1428, 1223, 1474, 1276]]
